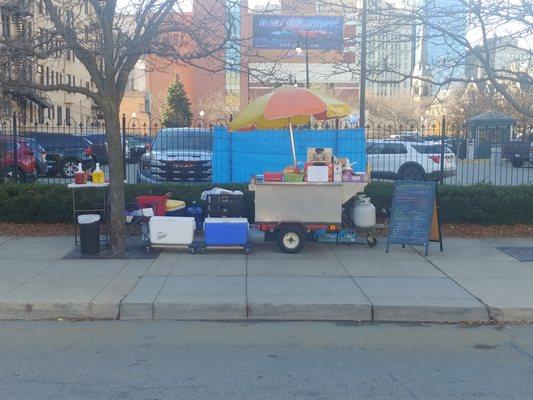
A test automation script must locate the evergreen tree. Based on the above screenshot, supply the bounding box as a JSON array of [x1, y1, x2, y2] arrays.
[[163, 76, 192, 127]]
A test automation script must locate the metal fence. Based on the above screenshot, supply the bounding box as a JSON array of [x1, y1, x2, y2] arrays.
[[1, 114, 532, 186], [364, 119, 532, 186]]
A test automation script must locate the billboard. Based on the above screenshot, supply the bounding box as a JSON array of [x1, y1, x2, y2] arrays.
[[252, 15, 344, 50]]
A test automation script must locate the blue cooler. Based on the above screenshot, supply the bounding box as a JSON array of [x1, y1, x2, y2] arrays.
[[204, 217, 248, 246]]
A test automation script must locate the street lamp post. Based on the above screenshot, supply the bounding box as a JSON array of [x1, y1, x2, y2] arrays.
[[359, 0, 368, 128], [296, 31, 310, 89]]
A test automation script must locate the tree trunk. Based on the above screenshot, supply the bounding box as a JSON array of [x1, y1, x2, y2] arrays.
[[103, 104, 126, 256]]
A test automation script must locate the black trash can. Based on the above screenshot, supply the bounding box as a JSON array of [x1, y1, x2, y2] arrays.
[[78, 214, 101, 254]]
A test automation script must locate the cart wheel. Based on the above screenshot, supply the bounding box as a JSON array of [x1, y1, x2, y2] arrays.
[[244, 248, 251, 255], [367, 236, 378, 248], [199, 246, 206, 254], [189, 246, 196, 254], [277, 227, 306, 254]]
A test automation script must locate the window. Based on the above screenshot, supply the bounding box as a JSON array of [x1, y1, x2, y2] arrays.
[[72, 75, 76, 86], [51, 71, 55, 85], [366, 143, 407, 155], [366, 143, 383, 155], [385, 143, 408, 154], [412, 144, 453, 154], [66, 74, 71, 86], [38, 65, 44, 85], [57, 106, 62, 125], [46, 67, 50, 85], [38, 107, 45, 124], [1, 13, 10, 38], [65, 107, 71, 125]]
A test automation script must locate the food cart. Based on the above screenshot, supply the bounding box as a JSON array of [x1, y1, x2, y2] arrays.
[[228, 86, 377, 253], [250, 179, 376, 253]]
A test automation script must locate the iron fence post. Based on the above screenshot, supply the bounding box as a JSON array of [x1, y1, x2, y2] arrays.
[[122, 113, 127, 181], [229, 128, 233, 183], [440, 115, 446, 186], [12, 113, 17, 172]]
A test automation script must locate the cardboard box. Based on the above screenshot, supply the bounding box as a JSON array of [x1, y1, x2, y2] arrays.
[[305, 163, 333, 182], [307, 148, 332, 163]]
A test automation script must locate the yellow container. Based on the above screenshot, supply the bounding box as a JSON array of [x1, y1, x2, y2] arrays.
[[166, 200, 186, 212], [92, 163, 105, 184]]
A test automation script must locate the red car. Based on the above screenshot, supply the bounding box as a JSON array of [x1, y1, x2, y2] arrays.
[[0, 137, 37, 183], [297, 30, 335, 40]]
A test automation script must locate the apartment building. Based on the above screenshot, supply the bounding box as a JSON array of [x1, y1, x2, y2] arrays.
[[465, 36, 532, 81], [0, 0, 95, 126]]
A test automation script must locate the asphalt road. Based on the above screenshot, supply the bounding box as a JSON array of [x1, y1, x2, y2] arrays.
[[1, 321, 532, 400]]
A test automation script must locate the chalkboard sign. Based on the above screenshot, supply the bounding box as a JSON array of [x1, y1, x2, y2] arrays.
[[386, 181, 437, 256]]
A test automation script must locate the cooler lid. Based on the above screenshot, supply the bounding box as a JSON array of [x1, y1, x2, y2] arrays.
[[166, 200, 186, 211], [204, 217, 248, 224], [150, 216, 195, 222]]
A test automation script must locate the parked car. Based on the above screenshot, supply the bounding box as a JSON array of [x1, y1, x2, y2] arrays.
[[502, 139, 533, 167], [25, 133, 95, 178], [0, 137, 37, 183], [85, 133, 133, 164], [366, 140, 456, 180], [138, 128, 212, 183], [126, 135, 151, 163], [84, 134, 109, 164], [19, 137, 49, 175]]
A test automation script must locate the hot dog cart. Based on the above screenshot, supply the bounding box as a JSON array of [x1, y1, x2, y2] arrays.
[[250, 179, 376, 253]]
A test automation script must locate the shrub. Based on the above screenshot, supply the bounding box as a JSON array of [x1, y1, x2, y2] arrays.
[[0, 182, 531, 225], [363, 182, 533, 225], [0, 183, 252, 224]]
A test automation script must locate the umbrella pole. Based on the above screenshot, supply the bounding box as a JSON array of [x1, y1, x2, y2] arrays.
[[289, 120, 297, 166]]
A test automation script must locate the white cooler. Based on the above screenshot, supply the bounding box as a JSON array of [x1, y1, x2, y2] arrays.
[[149, 216, 195, 245]]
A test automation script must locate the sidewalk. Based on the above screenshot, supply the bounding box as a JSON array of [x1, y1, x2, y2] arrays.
[[0, 235, 532, 323]]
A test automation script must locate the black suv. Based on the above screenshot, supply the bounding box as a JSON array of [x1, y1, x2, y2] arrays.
[[25, 133, 96, 178], [126, 135, 151, 163], [85, 134, 134, 164], [84, 134, 110, 164]]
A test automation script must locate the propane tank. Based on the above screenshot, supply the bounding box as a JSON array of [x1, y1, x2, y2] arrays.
[[355, 194, 367, 204], [353, 197, 376, 228]]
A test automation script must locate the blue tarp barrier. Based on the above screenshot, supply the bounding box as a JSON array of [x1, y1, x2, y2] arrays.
[[212, 126, 366, 183]]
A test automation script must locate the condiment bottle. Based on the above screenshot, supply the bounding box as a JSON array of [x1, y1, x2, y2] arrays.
[[92, 163, 105, 184], [74, 163, 86, 184]]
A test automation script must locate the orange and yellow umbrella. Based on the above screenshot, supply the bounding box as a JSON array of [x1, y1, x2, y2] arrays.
[[229, 86, 351, 164]]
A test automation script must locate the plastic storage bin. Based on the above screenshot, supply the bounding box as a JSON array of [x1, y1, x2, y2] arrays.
[[204, 217, 248, 246], [136, 193, 171, 216], [207, 194, 244, 217], [264, 172, 283, 182], [149, 216, 195, 245]]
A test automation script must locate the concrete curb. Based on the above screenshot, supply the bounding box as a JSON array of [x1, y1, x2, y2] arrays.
[[2, 300, 532, 323]]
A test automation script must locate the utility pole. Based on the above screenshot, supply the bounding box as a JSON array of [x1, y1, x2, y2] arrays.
[[296, 32, 310, 89], [359, 0, 367, 128], [304, 31, 310, 89]]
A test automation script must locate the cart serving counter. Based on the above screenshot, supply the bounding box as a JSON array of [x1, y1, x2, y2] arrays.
[[250, 179, 376, 253]]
